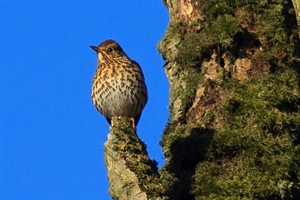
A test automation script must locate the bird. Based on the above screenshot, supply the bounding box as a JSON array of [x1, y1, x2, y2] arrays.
[[90, 39, 148, 127]]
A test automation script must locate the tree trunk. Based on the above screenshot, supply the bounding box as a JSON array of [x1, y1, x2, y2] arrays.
[[293, 0, 300, 36], [105, 0, 300, 199]]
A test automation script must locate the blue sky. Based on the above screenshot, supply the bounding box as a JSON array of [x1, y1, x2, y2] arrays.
[[1, 1, 169, 199]]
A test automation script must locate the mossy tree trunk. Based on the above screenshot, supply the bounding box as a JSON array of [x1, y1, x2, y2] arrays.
[[158, 0, 300, 199], [105, 0, 300, 199], [104, 117, 165, 200]]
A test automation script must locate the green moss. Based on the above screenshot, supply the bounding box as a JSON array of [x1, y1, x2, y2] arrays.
[[210, 14, 242, 48], [109, 117, 166, 198], [161, 67, 300, 199], [168, 67, 202, 122], [174, 14, 241, 69], [237, 0, 298, 64], [180, 68, 202, 108], [198, 0, 298, 66], [253, 2, 296, 64], [158, 21, 186, 62], [191, 68, 300, 199], [193, 135, 300, 199], [160, 0, 299, 71], [223, 68, 300, 132], [175, 33, 204, 69]]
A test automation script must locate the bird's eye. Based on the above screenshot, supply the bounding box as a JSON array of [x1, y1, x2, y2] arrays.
[[107, 47, 113, 53]]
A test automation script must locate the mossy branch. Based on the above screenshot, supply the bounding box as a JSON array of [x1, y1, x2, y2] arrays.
[[104, 117, 166, 200]]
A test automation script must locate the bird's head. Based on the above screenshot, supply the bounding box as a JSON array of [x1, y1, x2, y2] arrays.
[[90, 39, 127, 62]]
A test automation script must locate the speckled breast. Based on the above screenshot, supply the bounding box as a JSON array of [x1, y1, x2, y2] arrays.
[[91, 61, 148, 121]]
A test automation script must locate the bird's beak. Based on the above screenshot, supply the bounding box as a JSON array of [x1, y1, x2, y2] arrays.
[[90, 46, 99, 52]]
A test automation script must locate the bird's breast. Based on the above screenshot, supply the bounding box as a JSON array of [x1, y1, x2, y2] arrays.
[[92, 67, 147, 118]]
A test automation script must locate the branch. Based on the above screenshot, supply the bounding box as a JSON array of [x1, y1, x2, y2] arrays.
[[104, 117, 166, 200]]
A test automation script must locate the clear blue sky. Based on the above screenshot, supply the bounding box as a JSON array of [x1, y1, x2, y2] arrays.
[[1, 1, 169, 199]]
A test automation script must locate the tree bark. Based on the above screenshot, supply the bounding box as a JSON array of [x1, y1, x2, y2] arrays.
[[293, 0, 300, 36], [104, 0, 300, 199]]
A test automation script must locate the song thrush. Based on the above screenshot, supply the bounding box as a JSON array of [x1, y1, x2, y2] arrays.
[[90, 39, 148, 126]]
